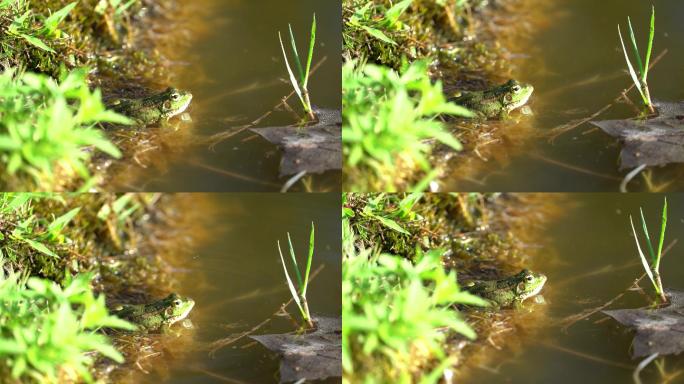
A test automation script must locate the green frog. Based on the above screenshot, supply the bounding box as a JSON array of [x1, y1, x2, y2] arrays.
[[463, 269, 547, 308], [112, 293, 195, 332], [451, 79, 534, 119], [107, 87, 193, 126]]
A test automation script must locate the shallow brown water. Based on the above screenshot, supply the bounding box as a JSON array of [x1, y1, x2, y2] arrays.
[[132, 193, 341, 383], [115, 0, 341, 192], [465, 193, 684, 383], [446, 0, 684, 192]]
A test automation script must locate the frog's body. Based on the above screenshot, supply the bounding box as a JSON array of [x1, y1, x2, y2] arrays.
[[112, 293, 195, 332], [464, 269, 546, 308], [451, 79, 533, 119], [107, 87, 193, 126]]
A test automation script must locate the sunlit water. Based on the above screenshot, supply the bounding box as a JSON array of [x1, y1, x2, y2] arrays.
[[446, 0, 684, 192], [133, 193, 341, 383], [466, 193, 684, 383], [116, 0, 341, 192]]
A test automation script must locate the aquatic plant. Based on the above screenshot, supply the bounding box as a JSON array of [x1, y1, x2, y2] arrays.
[[617, 6, 655, 113], [0, 67, 128, 188], [277, 223, 315, 328], [278, 14, 317, 121], [0, 262, 135, 383], [342, 193, 488, 382], [343, 60, 472, 191], [629, 197, 667, 302]]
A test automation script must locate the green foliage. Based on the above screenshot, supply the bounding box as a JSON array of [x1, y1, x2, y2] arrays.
[[629, 197, 668, 302], [276, 223, 316, 328], [0, 264, 134, 383], [345, 0, 413, 46], [617, 6, 655, 112], [95, 0, 138, 18], [0, 193, 80, 263], [96, 193, 142, 224], [278, 14, 317, 120], [0, 0, 76, 54], [343, 60, 471, 191], [0, 67, 128, 186], [342, 193, 487, 382]]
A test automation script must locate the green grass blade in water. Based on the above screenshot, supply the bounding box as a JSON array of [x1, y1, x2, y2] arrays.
[[639, 207, 657, 264], [630, 215, 655, 287], [303, 14, 316, 89], [643, 5, 655, 81], [655, 197, 667, 270]]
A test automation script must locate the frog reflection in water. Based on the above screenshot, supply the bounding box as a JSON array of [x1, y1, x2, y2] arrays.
[[464, 269, 547, 308], [107, 87, 193, 127], [451, 79, 534, 120], [112, 293, 195, 333]]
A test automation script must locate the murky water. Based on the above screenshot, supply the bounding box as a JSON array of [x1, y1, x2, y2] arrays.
[[134, 193, 341, 383], [447, 0, 684, 192], [116, 0, 341, 192], [466, 193, 684, 383]]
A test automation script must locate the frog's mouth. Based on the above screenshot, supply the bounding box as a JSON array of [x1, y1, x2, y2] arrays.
[[168, 95, 193, 118], [168, 299, 195, 324]]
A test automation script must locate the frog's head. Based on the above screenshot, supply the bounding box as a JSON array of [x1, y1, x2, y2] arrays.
[[513, 269, 546, 301], [160, 87, 193, 119], [500, 79, 533, 112], [162, 293, 195, 325]]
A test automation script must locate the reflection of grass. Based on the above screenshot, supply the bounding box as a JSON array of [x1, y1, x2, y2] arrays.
[[629, 197, 667, 302], [342, 193, 487, 383], [617, 6, 655, 113], [278, 14, 317, 121], [343, 60, 472, 191], [277, 223, 315, 328]]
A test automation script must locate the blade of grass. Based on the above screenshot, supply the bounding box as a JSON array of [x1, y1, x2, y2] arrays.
[[639, 207, 657, 264], [286, 232, 304, 289], [303, 14, 316, 89], [655, 197, 667, 270], [618, 25, 647, 103], [302, 222, 314, 296], [277, 240, 304, 316], [627, 16, 644, 76], [278, 31, 305, 105], [643, 5, 655, 81], [288, 24, 305, 83], [630, 215, 655, 286]]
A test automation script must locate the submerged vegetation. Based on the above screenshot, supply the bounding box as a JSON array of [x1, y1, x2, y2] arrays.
[[342, 193, 550, 383], [617, 5, 656, 113], [0, 192, 193, 383]]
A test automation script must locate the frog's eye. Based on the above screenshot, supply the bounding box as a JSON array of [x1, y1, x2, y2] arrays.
[[173, 299, 182, 306], [171, 92, 180, 101], [512, 85, 521, 93], [525, 275, 534, 282]]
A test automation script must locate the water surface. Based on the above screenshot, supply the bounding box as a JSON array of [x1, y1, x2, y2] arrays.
[[467, 193, 684, 383], [135, 193, 341, 383], [447, 0, 684, 192], [116, 0, 341, 192]]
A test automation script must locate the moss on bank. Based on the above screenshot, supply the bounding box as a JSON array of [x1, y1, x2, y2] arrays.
[[343, 193, 559, 382], [342, 0, 530, 191], [0, 193, 206, 383], [0, 1, 196, 191]]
